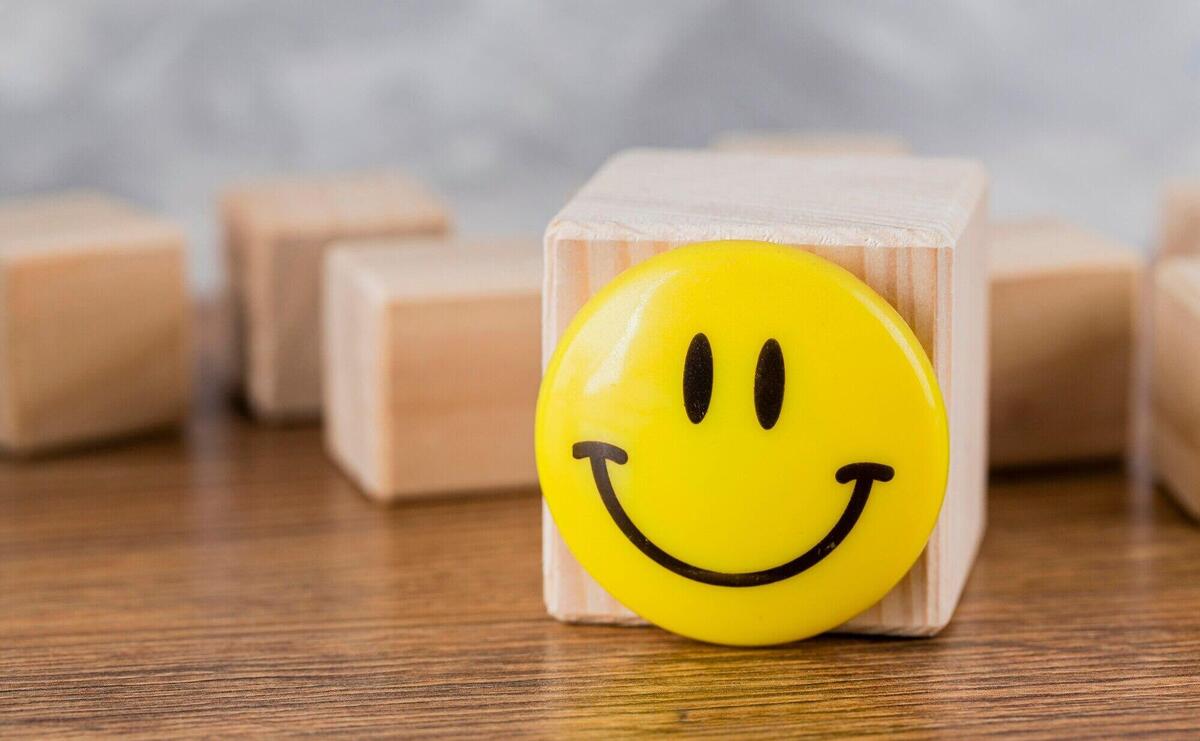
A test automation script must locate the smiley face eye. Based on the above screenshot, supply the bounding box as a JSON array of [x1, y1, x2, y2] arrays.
[[683, 333, 713, 424], [755, 339, 785, 430]]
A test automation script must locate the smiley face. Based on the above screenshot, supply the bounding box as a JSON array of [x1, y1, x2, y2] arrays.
[[536, 241, 948, 646]]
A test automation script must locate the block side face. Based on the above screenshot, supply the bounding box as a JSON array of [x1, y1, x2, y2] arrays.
[[2, 240, 189, 452], [221, 197, 251, 401], [1152, 269, 1200, 515], [1152, 419, 1200, 519], [542, 184, 989, 633], [255, 234, 330, 419], [384, 293, 541, 498], [989, 268, 1138, 467], [934, 194, 989, 628], [322, 252, 387, 498], [0, 259, 12, 446], [1157, 258, 1200, 314], [549, 149, 988, 250], [240, 231, 450, 421], [239, 215, 280, 418], [1161, 183, 1200, 258]]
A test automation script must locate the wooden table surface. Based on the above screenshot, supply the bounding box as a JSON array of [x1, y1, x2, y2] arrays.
[[3, 320, 1200, 737]]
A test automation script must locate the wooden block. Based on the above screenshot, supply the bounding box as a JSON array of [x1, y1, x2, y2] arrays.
[[1160, 180, 1200, 258], [223, 172, 451, 421], [0, 191, 190, 454], [1152, 257, 1200, 519], [988, 219, 1142, 468], [323, 238, 541, 501], [543, 149, 989, 636], [712, 132, 909, 156]]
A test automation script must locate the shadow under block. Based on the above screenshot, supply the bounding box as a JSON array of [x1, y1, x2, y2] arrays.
[[0, 192, 189, 454], [1152, 258, 1200, 519], [1161, 181, 1200, 258], [323, 238, 542, 501], [543, 149, 989, 636], [223, 172, 451, 421], [988, 220, 1142, 468], [711, 132, 909, 156]]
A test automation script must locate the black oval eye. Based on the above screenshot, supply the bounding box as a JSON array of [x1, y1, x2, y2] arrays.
[[683, 333, 713, 424], [754, 339, 784, 430]]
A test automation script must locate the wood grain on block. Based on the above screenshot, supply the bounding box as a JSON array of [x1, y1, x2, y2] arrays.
[[223, 172, 451, 421], [0, 191, 190, 454], [543, 149, 989, 636], [1161, 181, 1200, 258], [712, 132, 909, 155], [1152, 257, 1200, 519], [989, 219, 1141, 468], [323, 238, 541, 501]]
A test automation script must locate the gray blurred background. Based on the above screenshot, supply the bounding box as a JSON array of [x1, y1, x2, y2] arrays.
[[2, 0, 1199, 293]]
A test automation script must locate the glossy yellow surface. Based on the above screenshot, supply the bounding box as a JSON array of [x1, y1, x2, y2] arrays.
[[536, 241, 948, 646]]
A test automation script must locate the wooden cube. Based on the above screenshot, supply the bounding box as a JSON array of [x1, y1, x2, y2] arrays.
[[543, 149, 989, 636], [223, 172, 451, 421], [323, 238, 541, 501], [1152, 257, 1200, 519], [1160, 180, 1200, 258], [0, 191, 190, 454], [989, 219, 1141, 468], [712, 132, 909, 155]]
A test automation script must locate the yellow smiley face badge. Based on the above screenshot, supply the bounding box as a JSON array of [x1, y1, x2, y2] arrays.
[[536, 241, 948, 646]]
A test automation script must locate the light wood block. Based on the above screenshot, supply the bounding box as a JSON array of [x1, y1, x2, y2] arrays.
[[0, 191, 190, 454], [223, 172, 451, 421], [1152, 257, 1200, 519], [712, 132, 909, 156], [1160, 180, 1200, 258], [323, 238, 541, 501], [989, 219, 1142, 468], [543, 149, 989, 636]]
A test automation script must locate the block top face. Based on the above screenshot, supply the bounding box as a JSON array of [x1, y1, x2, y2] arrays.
[[1165, 179, 1200, 204], [548, 149, 987, 250], [330, 238, 541, 302], [989, 218, 1142, 279], [0, 191, 180, 257], [1157, 257, 1200, 315], [712, 132, 910, 156], [222, 171, 451, 242]]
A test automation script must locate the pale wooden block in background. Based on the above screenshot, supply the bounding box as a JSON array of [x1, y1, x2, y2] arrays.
[[1152, 257, 1200, 520], [543, 149, 989, 636], [323, 238, 542, 501], [1160, 180, 1200, 258], [223, 172, 451, 421], [989, 219, 1141, 468], [0, 191, 190, 454], [711, 131, 909, 155]]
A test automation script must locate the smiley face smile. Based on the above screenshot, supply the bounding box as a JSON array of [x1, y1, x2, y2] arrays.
[[572, 441, 894, 587]]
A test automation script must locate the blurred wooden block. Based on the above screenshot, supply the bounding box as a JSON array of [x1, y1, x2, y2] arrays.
[[223, 172, 451, 421], [1152, 257, 1200, 519], [543, 149, 989, 636], [989, 220, 1142, 468], [0, 191, 190, 454], [712, 132, 909, 155], [323, 238, 541, 501], [1160, 180, 1200, 258]]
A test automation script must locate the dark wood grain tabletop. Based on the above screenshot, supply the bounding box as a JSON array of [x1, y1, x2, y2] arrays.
[[2, 313, 1199, 737]]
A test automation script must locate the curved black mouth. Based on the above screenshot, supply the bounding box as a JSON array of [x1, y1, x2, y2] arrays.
[[572, 441, 894, 588]]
